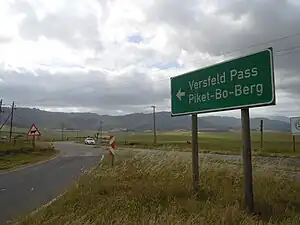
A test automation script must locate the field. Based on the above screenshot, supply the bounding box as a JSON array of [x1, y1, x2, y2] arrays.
[[18, 149, 300, 225], [115, 131, 299, 157], [0, 142, 59, 171], [1, 126, 299, 157], [0, 126, 100, 142]]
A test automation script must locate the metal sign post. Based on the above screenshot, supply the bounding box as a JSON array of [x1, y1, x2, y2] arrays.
[[191, 114, 199, 196], [241, 108, 254, 212], [293, 135, 296, 152], [27, 124, 41, 148], [260, 119, 264, 150], [290, 117, 300, 152], [170, 48, 275, 213]]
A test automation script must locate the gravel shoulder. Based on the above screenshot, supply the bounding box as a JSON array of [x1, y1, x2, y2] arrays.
[[118, 147, 300, 179]]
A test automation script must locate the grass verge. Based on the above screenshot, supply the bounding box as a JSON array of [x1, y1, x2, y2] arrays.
[[117, 142, 300, 158], [0, 142, 59, 171], [18, 150, 300, 225], [116, 131, 300, 158]]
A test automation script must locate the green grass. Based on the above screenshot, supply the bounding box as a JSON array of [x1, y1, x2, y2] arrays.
[[3, 127, 298, 157], [0, 126, 102, 142], [116, 131, 299, 157], [0, 142, 59, 171], [17, 150, 300, 225], [0, 142, 33, 151]]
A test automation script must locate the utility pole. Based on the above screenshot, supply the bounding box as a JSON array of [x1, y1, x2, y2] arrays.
[[151, 105, 157, 144], [99, 120, 103, 142], [9, 101, 15, 142], [61, 123, 65, 141], [0, 99, 2, 136], [0, 99, 2, 125]]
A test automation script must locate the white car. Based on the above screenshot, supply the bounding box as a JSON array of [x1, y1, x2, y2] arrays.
[[84, 137, 95, 145]]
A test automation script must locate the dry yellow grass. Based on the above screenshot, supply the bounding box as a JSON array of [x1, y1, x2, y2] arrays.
[[18, 150, 300, 225]]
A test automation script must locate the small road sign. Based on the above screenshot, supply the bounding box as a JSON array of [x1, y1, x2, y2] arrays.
[[290, 117, 300, 135], [109, 135, 116, 156], [27, 124, 41, 136], [170, 48, 275, 116]]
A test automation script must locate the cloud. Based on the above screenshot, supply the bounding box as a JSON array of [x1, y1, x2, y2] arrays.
[[0, 67, 170, 115], [0, 0, 300, 118], [11, 0, 103, 50]]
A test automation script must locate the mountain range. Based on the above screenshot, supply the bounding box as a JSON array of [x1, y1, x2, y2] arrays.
[[0, 107, 291, 132]]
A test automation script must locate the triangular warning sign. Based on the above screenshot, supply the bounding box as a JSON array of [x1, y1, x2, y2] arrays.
[[27, 124, 41, 136]]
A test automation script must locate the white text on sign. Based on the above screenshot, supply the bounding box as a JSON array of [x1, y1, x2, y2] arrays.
[[187, 66, 263, 104]]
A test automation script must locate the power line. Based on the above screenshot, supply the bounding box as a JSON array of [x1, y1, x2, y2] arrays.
[[0, 109, 12, 131], [211, 31, 300, 58], [276, 49, 300, 56], [192, 44, 300, 65], [18, 36, 300, 105], [276, 44, 300, 53], [0, 34, 298, 120], [30, 34, 300, 104], [0, 99, 14, 131]]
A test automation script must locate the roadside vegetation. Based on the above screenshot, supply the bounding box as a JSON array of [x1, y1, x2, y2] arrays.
[[116, 131, 300, 157], [0, 141, 59, 171], [18, 150, 300, 225], [3, 128, 299, 158]]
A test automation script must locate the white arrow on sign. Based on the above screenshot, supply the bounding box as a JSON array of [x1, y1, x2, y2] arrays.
[[176, 88, 186, 101]]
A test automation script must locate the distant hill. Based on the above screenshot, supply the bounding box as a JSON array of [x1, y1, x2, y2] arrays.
[[268, 116, 290, 123], [0, 107, 291, 132]]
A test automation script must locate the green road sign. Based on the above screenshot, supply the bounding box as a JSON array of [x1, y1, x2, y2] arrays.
[[290, 117, 300, 135], [170, 48, 275, 116]]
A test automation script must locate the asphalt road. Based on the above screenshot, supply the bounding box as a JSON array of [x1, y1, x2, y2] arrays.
[[0, 142, 103, 224]]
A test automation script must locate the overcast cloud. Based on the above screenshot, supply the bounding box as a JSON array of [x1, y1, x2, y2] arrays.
[[0, 0, 300, 117]]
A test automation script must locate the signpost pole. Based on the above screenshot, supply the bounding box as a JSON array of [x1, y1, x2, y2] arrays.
[[170, 48, 274, 204], [191, 114, 199, 196], [27, 124, 41, 147], [151, 106, 157, 144], [111, 154, 115, 167], [32, 136, 35, 148], [260, 119, 264, 150], [241, 108, 254, 212], [293, 135, 296, 152], [290, 117, 300, 150]]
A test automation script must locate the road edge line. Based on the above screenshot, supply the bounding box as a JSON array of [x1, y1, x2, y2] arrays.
[[30, 154, 105, 215], [12, 154, 106, 224], [0, 150, 60, 175]]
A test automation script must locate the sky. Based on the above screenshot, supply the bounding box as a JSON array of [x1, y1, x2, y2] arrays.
[[0, 0, 300, 118]]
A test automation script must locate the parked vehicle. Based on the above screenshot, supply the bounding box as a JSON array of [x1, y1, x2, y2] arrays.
[[84, 137, 95, 145]]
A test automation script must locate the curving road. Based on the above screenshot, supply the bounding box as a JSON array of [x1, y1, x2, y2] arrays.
[[0, 142, 104, 224]]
